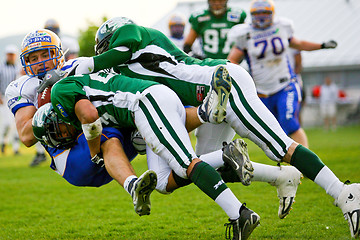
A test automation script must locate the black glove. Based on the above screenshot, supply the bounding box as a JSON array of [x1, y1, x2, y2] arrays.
[[183, 44, 192, 54], [321, 40, 337, 49], [37, 69, 67, 93], [91, 152, 105, 167]]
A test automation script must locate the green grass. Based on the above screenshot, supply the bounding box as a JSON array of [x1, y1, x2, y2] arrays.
[[0, 125, 359, 239]]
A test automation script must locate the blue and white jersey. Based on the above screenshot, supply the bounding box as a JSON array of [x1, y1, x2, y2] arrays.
[[5, 59, 82, 116], [45, 127, 138, 187], [5, 74, 40, 115], [228, 17, 295, 95]]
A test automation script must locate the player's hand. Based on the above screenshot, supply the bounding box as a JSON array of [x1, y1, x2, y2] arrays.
[[321, 40, 337, 49], [65, 57, 94, 76], [37, 69, 67, 93]]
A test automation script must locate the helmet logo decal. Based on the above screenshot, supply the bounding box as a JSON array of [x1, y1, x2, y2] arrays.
[[33, 110, 45, 126], [100, 24, 115, 34], [24, 33, 51, 47]]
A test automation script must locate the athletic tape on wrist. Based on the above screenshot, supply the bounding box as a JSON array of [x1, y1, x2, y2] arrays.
[[82, 118, 102, 140]]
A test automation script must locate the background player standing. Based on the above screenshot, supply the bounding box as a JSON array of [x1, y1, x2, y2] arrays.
[[183, 0, 247, 156], [183, 0, 246, 59], [227, 0, 337, 147], [0, 45, 21, 155]]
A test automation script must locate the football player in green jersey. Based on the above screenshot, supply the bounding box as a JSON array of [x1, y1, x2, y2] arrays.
[[51, 70, 260, 240], [64, 17, 360, 239], [183, 0, 247, 59], [182, 0, 247, 162]]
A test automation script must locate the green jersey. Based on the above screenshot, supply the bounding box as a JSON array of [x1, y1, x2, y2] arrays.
[[51, 71, 158, 130], [189, 8, 246, 59], [92, 24, 228, 107]]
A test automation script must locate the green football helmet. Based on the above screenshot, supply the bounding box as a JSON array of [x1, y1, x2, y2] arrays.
[[94, 17, 135, 55], [208, 0, 228, 17], [32, 103, 78, 149]]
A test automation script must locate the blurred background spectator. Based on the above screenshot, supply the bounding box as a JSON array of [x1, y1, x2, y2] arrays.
[[320, 77, 339, 131], [44, 19, 80, 61], [0, 44, 21, 155]]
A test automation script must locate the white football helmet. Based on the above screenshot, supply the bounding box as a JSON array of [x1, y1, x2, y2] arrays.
[[20, 29, 64, 78], [250, 0, 275, 29]]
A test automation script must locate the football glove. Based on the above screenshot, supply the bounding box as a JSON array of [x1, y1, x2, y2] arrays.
[[37, 69, 67, 93], [91, 152, 105, 167], [321, 40, 337, 49]]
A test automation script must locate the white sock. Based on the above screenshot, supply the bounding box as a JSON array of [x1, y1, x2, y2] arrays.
[[252, 162, 281, 183], [199, 150, 224, 169], [123, 175, 137, 195], [314, 166, 344, 199], [215, 188, 242, 220]]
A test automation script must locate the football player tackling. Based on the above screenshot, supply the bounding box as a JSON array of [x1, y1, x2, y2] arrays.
[[5, 29, 158, 216], [49, 70, 260, 240], [66, 17, 360, 238]]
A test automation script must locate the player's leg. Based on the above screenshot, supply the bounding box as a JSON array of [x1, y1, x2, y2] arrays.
[[102, 137, 157, 216], [30, 142, 47, 167], [226, 63, 359, 237], [187, 98, 301, 217], [134, 84, 259, 238], [5, 107, 20, 155], [146, 144, 191, 193], [194, 122, 235, 155], [275, 82, 308, 147], [0, 104, 8, 153], [189, 107, 256, 186], [197, 140, 301, 218], [147, 139, 260, 240]]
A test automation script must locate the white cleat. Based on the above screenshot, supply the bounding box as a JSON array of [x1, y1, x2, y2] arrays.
[[335, 183, 360, 238], [270, 165, 302, 219], [132, 170, 157, 216]]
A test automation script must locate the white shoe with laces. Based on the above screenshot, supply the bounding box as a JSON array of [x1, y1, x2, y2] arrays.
[[131, 170, 157, 216], [270, 165, 302, 219], [335, 183, 360, 238]]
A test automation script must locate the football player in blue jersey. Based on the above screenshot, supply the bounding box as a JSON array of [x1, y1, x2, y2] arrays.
[[32, 103, 157, 216]]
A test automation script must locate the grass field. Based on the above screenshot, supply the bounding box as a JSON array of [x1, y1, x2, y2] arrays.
[[0, 125, 359, 240]]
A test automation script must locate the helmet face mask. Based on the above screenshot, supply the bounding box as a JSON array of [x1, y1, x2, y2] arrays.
[[95, 17, 135, 55], [250, 0, 275, 29], [208, 0, 228, 17], [33, 103, 77, 149], [20, 29, 64, 78], [169, 14, 185, 39]]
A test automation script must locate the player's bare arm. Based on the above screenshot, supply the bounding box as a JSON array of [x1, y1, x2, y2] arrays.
[[101, 137, 137, 187], [289, 37, 322, 51], [74, 99, 102, 157], [227, 45, 245, 64], [290, 37, 337, 51], [15, 105, 38, 147], [183, 28, 198, 53]]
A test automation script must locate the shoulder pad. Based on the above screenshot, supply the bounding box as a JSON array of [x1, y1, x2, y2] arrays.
[[191, 9, 207, 18]]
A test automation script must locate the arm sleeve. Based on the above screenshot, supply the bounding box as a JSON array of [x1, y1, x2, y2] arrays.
[[50, 80, 87, 129], [93, 24, 143, 72], [228, 25, 248, 50], [93, 49, 132, 72], [188, 14, 200, 34], [240, 10, 247, 23], [280, 17, 295, 39]]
